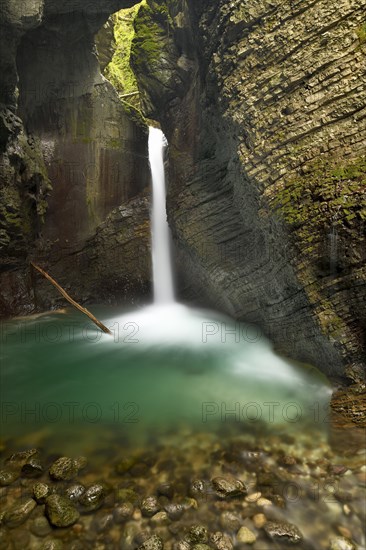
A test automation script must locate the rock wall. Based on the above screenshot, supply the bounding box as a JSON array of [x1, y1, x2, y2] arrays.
[[131, 0, 366, 382], [0, 0, 151, 315]]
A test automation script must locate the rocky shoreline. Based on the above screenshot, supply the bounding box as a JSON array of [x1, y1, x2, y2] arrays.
[[0, 426, 365, 550]]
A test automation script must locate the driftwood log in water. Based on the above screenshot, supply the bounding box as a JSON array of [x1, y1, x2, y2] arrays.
[[30, 262, 112, 335]]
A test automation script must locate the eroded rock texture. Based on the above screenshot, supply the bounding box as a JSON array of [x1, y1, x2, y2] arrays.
[[33, 193, 151, 309], [131, 0, 366, 381], [0, 0, 151, 315]]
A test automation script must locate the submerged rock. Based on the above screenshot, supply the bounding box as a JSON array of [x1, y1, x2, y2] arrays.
[[219, 511, 241, 532], [4, 498, 37, 527], [5, 448, 43, 477], [6, 449, 39, 467], [33, 482, 51, 503], [138, 534, 164, 550], [150, 511, 169, 525], [210, 531, 233, 550], [279, 455, 297, 467], [0, 469, 19, 486], [141, 496, 160, 517], [91, 511, 114, 533], [236, 526, 256, 544], [45, 494, 80, 527], [264, 521, 303, 544], [211, 476, 246, 499], [49, 457, 81, 481], [79, 484, 105, 512], [113, 502, 134, 523], [252, 513, 267, 529], [30, 515, 52, 537], [116, 487, 139, 504], [157, 483, 174, 499], [119, 521, 140, 549], [329, 537, 356, 550], [164, 502, 184, 521], [189, 479, 207, 499], [65, 483, 86, 502], [187, 525, 209, 544], [21, 455, 43, 477]]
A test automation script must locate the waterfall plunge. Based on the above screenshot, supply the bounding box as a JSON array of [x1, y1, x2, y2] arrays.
[[92, 125, 331, 430], [148, 127, 175, 304]]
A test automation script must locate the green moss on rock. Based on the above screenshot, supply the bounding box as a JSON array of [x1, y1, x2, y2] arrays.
[[356, 23, 366, 45], [270, 156, 366, 344], [121, 100, 147, 129], [272, 156, 366, 245], [103, 4, 142, 96], [131, 1, 171, 70]]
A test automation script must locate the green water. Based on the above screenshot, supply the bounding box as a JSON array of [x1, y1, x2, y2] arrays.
[[2, 304, 365, 550], [1, 303, 331, 454]]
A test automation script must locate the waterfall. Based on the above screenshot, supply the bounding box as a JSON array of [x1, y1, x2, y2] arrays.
[[329, 225, 338, 274], [148, 126, 175, 303]]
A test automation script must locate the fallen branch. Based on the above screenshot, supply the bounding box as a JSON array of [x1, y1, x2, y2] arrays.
[[30, 262, 112, 335], [119, 91, 140, 98]]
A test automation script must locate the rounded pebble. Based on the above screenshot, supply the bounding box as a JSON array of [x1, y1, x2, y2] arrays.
[[4, 498, 37, 527], [30, 515, 52, 537], [45, 494, 80, 527], [113, 502, 134, 523], [236, 526, 256, 544], [141, 496, 160, 517], [49, 457, 78, 481], [33, 482, 50, 503]]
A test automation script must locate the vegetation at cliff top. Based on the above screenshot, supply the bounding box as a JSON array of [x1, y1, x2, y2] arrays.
[[103, 3, 143, 96], [130, 0, 172, 70]]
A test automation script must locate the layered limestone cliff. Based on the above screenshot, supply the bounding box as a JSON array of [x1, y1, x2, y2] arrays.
[[0, 0, 151, 315], [131, 0, 366, 382]]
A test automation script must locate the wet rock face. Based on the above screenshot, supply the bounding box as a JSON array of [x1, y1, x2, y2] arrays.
[[132, 0, 366, 382], [0, 0, 151, 316], [33, 192, 151, 309]]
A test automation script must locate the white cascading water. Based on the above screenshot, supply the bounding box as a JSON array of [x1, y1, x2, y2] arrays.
[[148, 127, 175, 303]]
